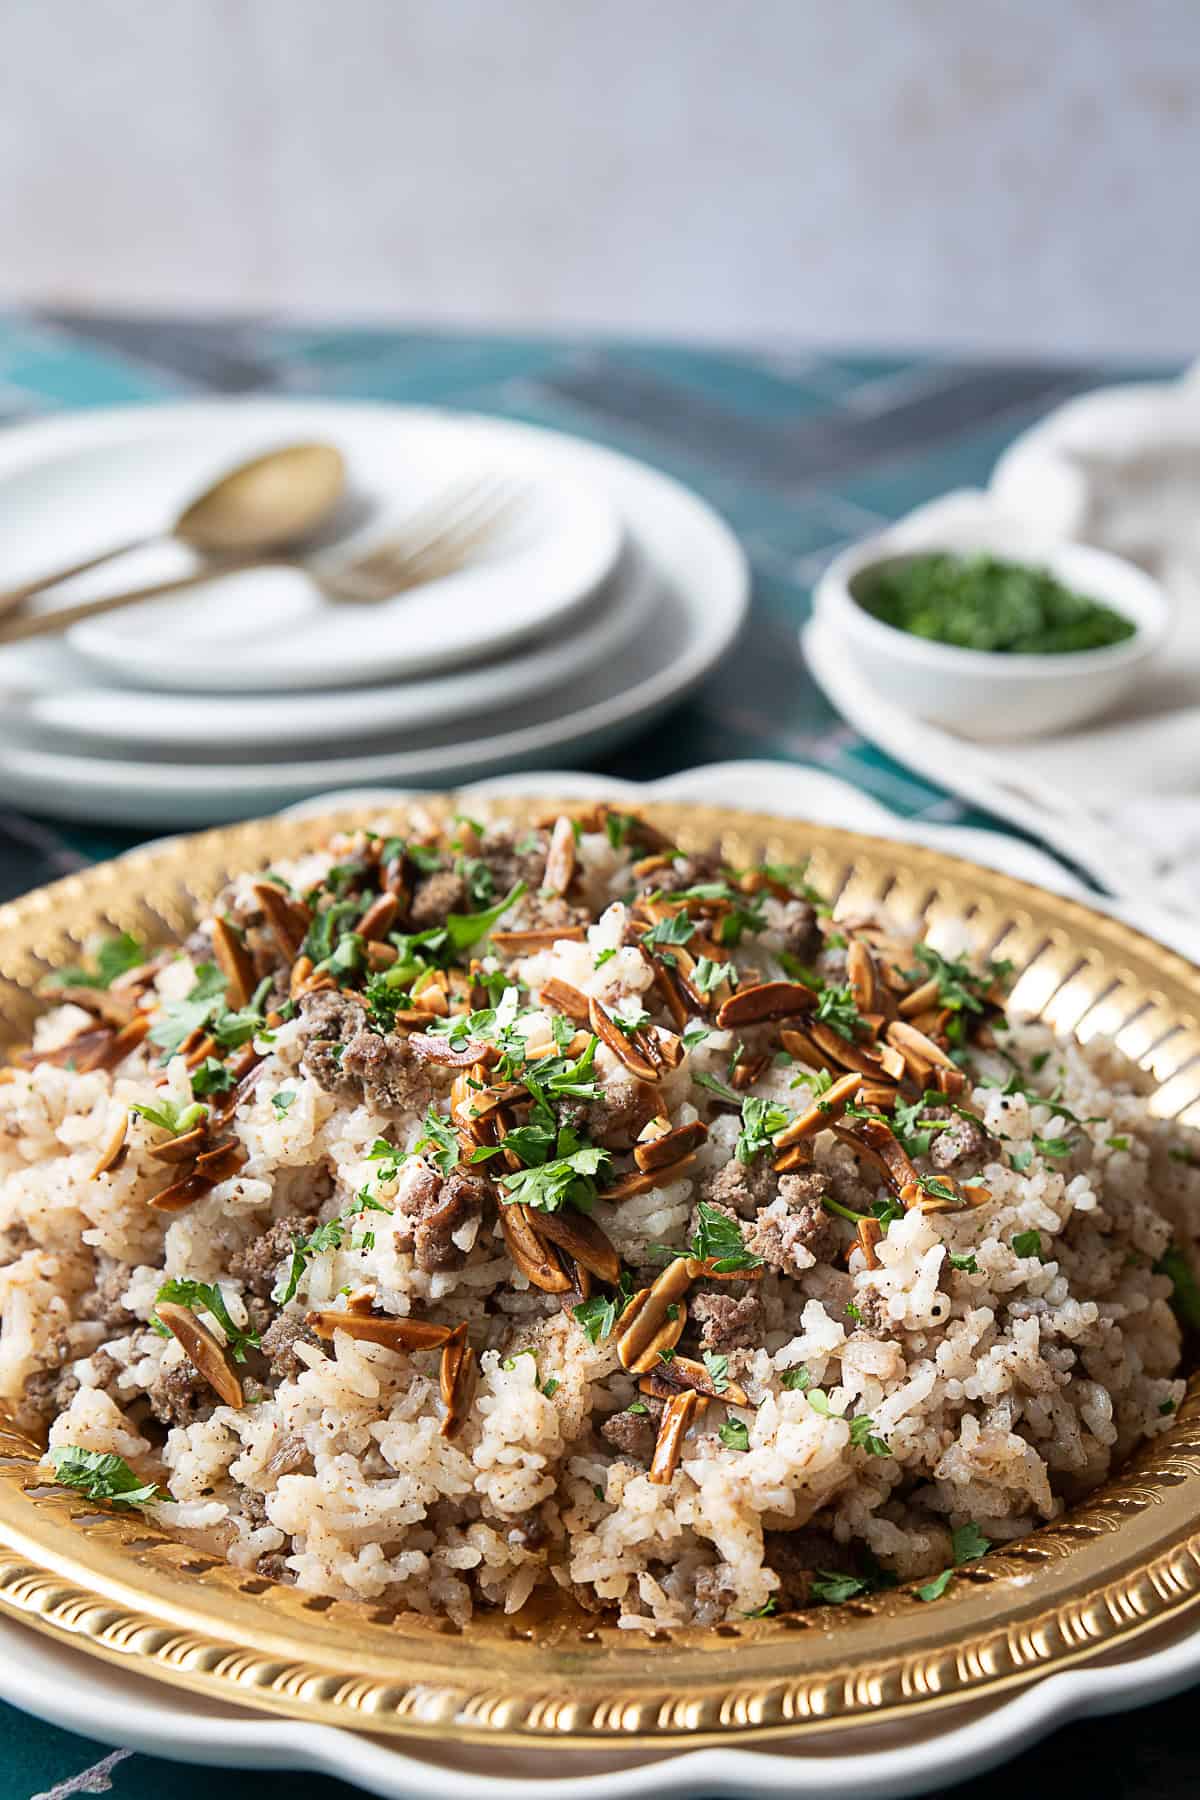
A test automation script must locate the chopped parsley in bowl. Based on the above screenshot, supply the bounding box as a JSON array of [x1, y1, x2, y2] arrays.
[[857, 552, 1137, 657]]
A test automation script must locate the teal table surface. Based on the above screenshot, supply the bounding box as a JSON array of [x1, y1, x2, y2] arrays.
[[0, 312, 1182, 1797]]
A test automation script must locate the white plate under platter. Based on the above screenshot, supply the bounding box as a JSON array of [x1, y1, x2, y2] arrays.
[[1, 761, 1196, 1800], [0, 442, 748, 827], [0, 402, 625, 691], [1, 554, 646, 753]]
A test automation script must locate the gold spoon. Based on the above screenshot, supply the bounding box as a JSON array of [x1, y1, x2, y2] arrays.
[[0, 441, 346, 620]]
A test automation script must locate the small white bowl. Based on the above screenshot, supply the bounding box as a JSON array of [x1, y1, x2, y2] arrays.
[[814, 521, 1171, 742]]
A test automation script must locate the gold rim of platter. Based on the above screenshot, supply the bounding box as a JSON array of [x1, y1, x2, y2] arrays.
[[1, 794, 1200, 1749]]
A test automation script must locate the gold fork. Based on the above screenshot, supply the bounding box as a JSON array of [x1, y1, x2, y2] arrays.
[[0, 478, 523, 647]]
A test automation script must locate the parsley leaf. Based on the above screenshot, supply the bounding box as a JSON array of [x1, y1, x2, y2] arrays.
[[916, 1567, 955, 1603], [500, 1137, 610, 1213], [947, 1252, 979, 1272], [1011, 1229, 1043, 1260], [690, 1200, 764, 1273], [702, 1351, 730, 1395], [444, 879, 528, 952], [691, 957, 729, 995], [813, 984, 865, 1041], [810, 1571, 869, 1604], [779, 1365, 812, 1391], [48, 1446, 159, 1509], [147, 962, 229, 1060], [573, 1274, 634, 1344], [47, 931, 144, 991], [735, 1095, 793, 1164], [952, 1521, 991, 1563], [593, 947, 617, 969], [641, 914, 696, 962], [848, 1413, 891, 1456], [129, 1097, 208, 1136], [1154, 1245, 1200, 1330], [272, 1091, 297, 1117], [694, 1070, 742, 1108], [152, 1277, 260, 1362], [190, 1057, 235, 1098], [414, 1106, 460, 1176], [719, 1417, 750, 1451]]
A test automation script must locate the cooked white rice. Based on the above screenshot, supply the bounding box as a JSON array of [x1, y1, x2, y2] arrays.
[[2, 812, 1197, 1629]]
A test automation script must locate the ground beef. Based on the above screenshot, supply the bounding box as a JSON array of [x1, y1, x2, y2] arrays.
[[699, 1158, 777, 1219], [408, 869, 468, 929], [475, 829, 549, 901], [776, 898, 822, 963], [260, 1313, 321, 1381], [398, 1166, 483, 1272], [745, 1177, 840, 1275], [929, 1110, 992, 1171], [506, 1508, 547, 1549], [691, 1291, 762, 1353], [256, 1551, 292, 1582], [229, 1215, 313, 1300], [563, 1078, 656, 1152], [763, 1526, 858, 1609], [298, 989, 367, 1099], [22, 1352, 105, 1417], [146, 1357, 211, 1427], [77, 1255, 136, 1332], [851, 1289, 903, 1338], [601, 1405, 660, 1463], [340, 1027, 436, 1115], [633, 851, 722, 896]]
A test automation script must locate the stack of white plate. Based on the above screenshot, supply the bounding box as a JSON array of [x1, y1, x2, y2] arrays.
[[0, 401, 748, 828]]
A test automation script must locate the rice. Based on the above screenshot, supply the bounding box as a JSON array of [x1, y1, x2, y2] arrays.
[[2, 809, 1198, 1630]]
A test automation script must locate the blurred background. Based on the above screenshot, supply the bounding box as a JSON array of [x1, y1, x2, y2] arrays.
[[1, 0, 1194, 355]]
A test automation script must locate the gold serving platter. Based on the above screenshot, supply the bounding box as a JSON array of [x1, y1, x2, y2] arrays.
[[1, 795, 1200, 1749]]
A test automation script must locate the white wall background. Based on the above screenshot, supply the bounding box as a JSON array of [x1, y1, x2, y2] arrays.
[[1, 0, 1196, 355]]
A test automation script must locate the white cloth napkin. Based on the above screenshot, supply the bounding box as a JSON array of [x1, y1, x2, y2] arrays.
[[810, 367, 1200, 910]]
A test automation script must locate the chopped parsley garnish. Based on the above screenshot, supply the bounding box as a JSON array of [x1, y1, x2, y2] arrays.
[[656, 1200, 764, 1274], [848, 1413, 890, 1457], [456, 855, 495, 907], [682, 1026, 711, 1051], [1154, 1245, 1200, 1330], [272, 1090, 297, 1117], [1169, 1147, 1198, 1167], [863, 551, 1136, 655], [810, 1571, 869, 1604], [1107, 1135, 1130, 1151], [573, 1274, 635, 1344], [735, 1095, 793, 1164], [627, 1400, 649, 1415], [691, 956, 728, 995], [609, 1005, 652, 1037], [813, 984, 866, 1041], [152, 1278, 260, 1361], [413, 1106, 460, 1176], [916, 1520, 992, 1602], [1160, 1399, 1177, 1416], [947, 1252, 979, 1272], [904, 942, 1012, 1017], [501, 1347, 537, 1371], [641, 913, 696, 961], [702, 1351, 730, 1395], [366, 1137, 406, 1183], [694, 1070, 743, 1108], [1011, 1230, 1044, 1260], [1009, 1146, 1034, 1172], [719, 1417, 750, 1451], [593, 947, 617, 969], [603, 811, 640, 850], [444, 880, 528, 952], [541, 1376, 560, 1397], [500, 1134, 610, 1213], [190, 1057, 235, 1098], [129, 1097, 208, 1136], [741, 1598, 778, 1618], [147, 962, 229, 1060], [48, 1446, 159, 1510], [779, 1365, 812, 1391], [47, 931, 144, 991]]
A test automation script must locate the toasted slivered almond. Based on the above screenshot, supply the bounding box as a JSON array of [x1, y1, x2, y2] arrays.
[[616, 1258, 692, 1374], [533, 1209, 621, 1285], [588, 996, 659, 1082], [649, 957, 689, 1031], [899, 1178, 967, 1215], [731, 1054, 769, 1090], [600, 1154, 697, 1201], [898, 977, 941, 1017], [542, 816, 577, 897], [878, 1043, 908, 1083], [307, 1309, 454, 1350], [856, 1217, 883, 1269], [211, 917, 256, 1010], [87, 1111, 128, 1180], [668, 945, 732, 1013], [147, 1123, 210, 1164], [39, 983, 140, 1028], [539, 977, 590, 1022], [771, 1143, 816, 1173], [365, 941, 398, 971], [19, 1024, 114, 1073], [193, 1138, 248, 1181], [357, 892, 400, 943], [847, 940, 879, 1014], [649, 1389, 705, 1486], [439, 1322, 477, 1439], [412, 986, 449, 1018], [683, 1254, 767, 1284], [155, 1301, 243, 1408], [633, 1119, 708, 1172], [500, 1202, 574, 1292], [858, 1081, 902, 1109], [524, 1029, 592, 1061], [932, 1064, 967, 1098], [183, 1033, 219, 1071], [637, 1116, 670, 1143], [490, 926, 587, 954], [715, 981, 815, 1030], [148, 1171, 214, 1212], [836, 1116, 919, 1194], [806, 1022, 885, 1078], [886, 1018, 957, 1073], [253, 882, 311, 961], [960, 1182, 992, 1207], [639, 1352, 749, 1407], [772, 1070, 863, 1147]]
